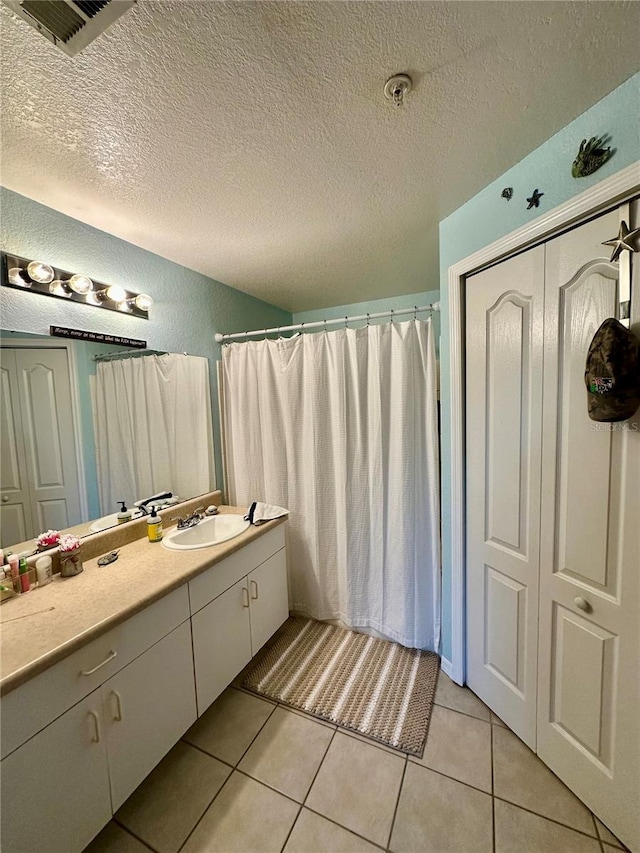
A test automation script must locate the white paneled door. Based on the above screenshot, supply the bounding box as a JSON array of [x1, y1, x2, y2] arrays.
[[465, 247, 545, 749], [0, 347, 82, 542], [466, 204, 639, 851], [537, 209, 639, 850]]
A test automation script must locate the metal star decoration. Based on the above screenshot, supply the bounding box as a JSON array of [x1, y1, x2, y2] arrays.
[[526, 189, 544, 209], [602, 220, 640, 262]]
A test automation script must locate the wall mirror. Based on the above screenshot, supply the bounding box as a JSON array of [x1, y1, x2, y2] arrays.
[[0, 329, 216, 556]]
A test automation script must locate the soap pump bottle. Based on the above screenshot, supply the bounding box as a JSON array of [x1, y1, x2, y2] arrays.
[[147, 504, 163, 542], [117, 501, 132, 524]]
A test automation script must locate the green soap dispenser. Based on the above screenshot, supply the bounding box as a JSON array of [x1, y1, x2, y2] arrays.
[[117, 501, 132, 524]]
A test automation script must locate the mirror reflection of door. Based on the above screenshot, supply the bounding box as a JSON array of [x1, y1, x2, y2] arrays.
[[0, 347, 82, 543]]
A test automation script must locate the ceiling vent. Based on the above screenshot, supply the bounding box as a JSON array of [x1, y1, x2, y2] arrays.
[[3, 0, 135, 56]]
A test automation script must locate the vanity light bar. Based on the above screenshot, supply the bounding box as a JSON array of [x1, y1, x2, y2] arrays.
[[0, 253, 152, 319]]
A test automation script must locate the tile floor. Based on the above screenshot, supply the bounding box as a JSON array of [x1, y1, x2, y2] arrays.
[[85, 673, 628, 853]]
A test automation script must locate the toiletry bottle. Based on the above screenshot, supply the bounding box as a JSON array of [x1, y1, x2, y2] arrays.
[[35, 555, 53, 587], [117, 501, 132, 524], [18, 555, 31, 593], [147, 505, 163, 542], [7, 554, 20, 594]]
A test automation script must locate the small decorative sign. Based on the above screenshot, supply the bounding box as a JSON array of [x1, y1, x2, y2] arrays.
[[49, 326, 147, 348]]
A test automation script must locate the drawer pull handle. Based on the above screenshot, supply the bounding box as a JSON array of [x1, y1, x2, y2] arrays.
[[112, 690, 123, 722], [80, 649, 117, 676], [88, 710, 101, 743], [251, 580, 259, 600], [242, 586, 250, 608], [574, 597, 592, 613]]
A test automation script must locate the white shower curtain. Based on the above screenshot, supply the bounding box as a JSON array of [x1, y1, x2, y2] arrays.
[[94, 353, 215, 513], [222, 319, 440, 651]]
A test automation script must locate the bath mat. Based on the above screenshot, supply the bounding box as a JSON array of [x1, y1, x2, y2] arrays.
[[242, 616, 440, 756]]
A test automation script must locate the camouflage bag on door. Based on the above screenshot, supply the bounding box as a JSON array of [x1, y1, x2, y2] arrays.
[[584, 318, 640, 422]]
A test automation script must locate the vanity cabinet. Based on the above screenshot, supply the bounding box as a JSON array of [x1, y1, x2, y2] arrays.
[[0, 691, 112, 853], [0, 521, 288, 853], [1, 589, 196, 853], [190, 526, 288, 714]]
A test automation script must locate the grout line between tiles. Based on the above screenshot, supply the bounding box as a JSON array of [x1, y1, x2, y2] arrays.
[[433, 698, 492, 725], [493, 796, 601, 841], [302, 806, 388, 852], [176, 700, 279, 853], [592, 812, 607, 853], [406, 758, 492, 797], [490, 717, 496, 853], [176, 768, 236, 853], [278, 726, 339, 853], [385, 755, 408, 852], [110, 820, 159, 853]]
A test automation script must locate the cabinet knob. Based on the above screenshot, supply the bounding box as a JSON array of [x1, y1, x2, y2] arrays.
[[574, 596, 592, 613], [242, 586, 250, 608], [1, 496, 9, 503], [251, 580, 259, 600]]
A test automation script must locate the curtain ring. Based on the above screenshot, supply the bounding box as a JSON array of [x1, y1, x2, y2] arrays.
[[414, 305, 418, 321], [390, 309, 395, 323], [345, 316, 348, 329], [324, 319, 327, 333], [301, 322, 305, 333], [367, 313, 370, 326]]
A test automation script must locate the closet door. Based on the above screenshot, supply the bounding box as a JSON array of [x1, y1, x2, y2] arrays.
[[465, 247, 544, 748], [537, 206, 639, 851]]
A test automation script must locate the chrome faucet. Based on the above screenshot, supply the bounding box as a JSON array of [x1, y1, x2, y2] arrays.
[[174, 507, 205, 530]]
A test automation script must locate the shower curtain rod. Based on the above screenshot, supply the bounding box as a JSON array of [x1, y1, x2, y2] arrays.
[[214, 301, 441, 343], [93, 348, 168, 362]]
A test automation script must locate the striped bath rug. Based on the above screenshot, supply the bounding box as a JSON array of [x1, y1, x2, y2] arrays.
[[242, 616, 440, 756]]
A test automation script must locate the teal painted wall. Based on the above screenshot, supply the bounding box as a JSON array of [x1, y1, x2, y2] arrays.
[[0, 188, 292, 503], [294, 291, 441, 352], [438, 72, 640, 663]]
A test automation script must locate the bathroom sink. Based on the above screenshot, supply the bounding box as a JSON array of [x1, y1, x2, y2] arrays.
[[161, 514, 250, 551]]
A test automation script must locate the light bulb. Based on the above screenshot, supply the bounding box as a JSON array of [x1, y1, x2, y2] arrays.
[[27, 261, 54, 284], [117, 300, 132, 313], [8, 267, 30, 287], [106, 285, 126, 303], [49, 280, 71, 297], [134, 293, 153, 311], [69, 274, 93, 295]]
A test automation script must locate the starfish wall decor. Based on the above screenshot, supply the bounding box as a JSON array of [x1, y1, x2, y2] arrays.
[[602, 220, 640, 262], [526, 189, 544, 209]]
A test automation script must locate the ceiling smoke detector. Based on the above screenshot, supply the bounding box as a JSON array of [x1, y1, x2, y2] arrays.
[[384, 73, 413, 107], [3, 0, 136, 56]]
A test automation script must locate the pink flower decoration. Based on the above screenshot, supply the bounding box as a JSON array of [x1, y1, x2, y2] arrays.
[[58, 534, 81, 553], [37, 529, 61, 548]]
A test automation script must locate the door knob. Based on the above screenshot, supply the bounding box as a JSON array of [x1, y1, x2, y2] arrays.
[[574, 596, 592, 613]]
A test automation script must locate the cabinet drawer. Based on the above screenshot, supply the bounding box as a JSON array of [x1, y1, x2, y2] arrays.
[[189, 525, 285, 614], [1, 586, 189, 759]]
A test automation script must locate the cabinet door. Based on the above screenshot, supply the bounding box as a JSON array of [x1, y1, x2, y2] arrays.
[[249, 548, 289, 655], [0, 691, 111, 853], [103, 620, 197, 810], [192, 577, 252, 715]]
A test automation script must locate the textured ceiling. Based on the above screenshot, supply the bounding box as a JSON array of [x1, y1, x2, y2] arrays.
[[1, 1, 639, 312]]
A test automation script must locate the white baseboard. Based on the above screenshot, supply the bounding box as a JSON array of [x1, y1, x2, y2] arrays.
[[440, 656, 454, 679]]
